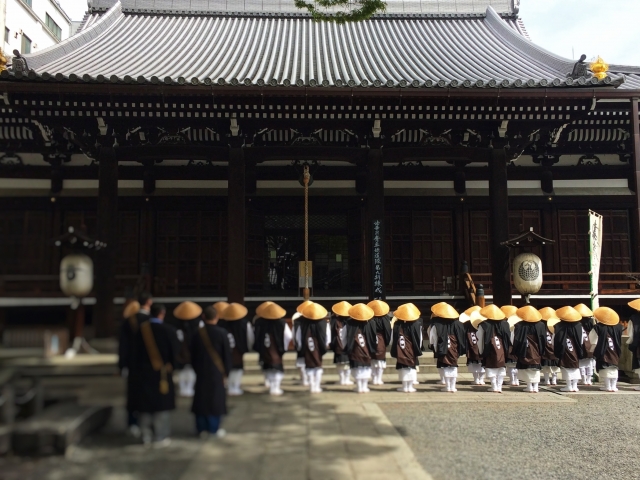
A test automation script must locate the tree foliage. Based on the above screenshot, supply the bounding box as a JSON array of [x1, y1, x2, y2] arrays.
[[294, 0, 387, 23]]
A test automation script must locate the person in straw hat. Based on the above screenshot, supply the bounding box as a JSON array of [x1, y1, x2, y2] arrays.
[[219, 303, 255, 396], [368, 300, 393, 386], [173, 301, 204, 397], [292, 300, 315, 387], [254, 301, 275, 388], [588, 306, 623, 392], [459, 306, 485, 385], [119, 299, 144, 437], [190, 305, 232, 438], [296, 302, 331, 394], [253, 303, 292, 396], [472, 304, 511, 393], [539, 307, 561, 386], [345, 303, 377, 393], [553, 306, 588, 392], [509, 306, 546, 393], [330, 301, 354, 386], [626, 299, 640, 390], [501, 305, 520, 387], [428, 302, 466, 393], [574, 304, 596, 386], [390, 303, 423, 393]]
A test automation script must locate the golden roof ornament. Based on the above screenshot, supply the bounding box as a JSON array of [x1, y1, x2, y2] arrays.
[[590, 56, 609, 80], [0, 49, 6, 73]]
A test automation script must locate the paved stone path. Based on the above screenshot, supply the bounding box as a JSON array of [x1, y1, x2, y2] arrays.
[[2, 374, 622, 480]]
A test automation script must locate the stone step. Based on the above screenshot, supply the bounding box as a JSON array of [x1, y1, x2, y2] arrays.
[[12, 403, 112, 455]]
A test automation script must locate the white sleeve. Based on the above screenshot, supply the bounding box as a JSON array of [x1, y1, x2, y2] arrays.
[[295, 326, 302, 351], [246, 323, 255, 351], [510, 331, 515, 344], [339, 325, 347, 347], [477, 327, 485, 355], [428, 326, 437, 349], [419, 329, 423, 349], [588, 330, 598, 352], [283, 324, 293, 349], [325, 321, 332, 347], [628, 324, 634, 344]]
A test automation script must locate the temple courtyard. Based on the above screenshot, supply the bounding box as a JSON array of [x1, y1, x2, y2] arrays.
[[1, 369, 638, 480]]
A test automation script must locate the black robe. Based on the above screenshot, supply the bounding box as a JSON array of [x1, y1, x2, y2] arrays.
[[118, 311, 149, 413], [479, 320, 511, 362], [176, 318, 201, 366], [133, 321, 181, 413], [190, 324, 232, 416], [431, 318, 467, 358], [253, 317, 287, 370], [628, 313, 640, 369], [593, 322, 623, 369], [219, 318, 251, 369], [553, 321, 586, 362], [345, 318, 377, 367], [297, 318, 328, 357], [512, 321, 547, 370], [390, 319, 423, 367], [371, 314, 392, 347], [329, 314, 350, 363]]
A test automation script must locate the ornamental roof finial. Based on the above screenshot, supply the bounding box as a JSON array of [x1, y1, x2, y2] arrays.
[[590, 56, 609, 80]]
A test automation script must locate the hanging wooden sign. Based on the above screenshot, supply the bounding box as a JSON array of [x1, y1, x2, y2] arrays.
[[372, 219, 384, 299]]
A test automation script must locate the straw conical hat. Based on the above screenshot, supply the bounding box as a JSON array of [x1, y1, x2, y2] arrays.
[[517, 305, 542, 323], [367, 300, 390, 317], [332, 301, 353, 317], [123, 301, 140, 319], [594, 307, 620, 326], [500, 305, 518, 318], [470, 311, 485, 330], [547, 317, 561, 334], [221, 303, 248, 321], [507, 316, 522, 330], [261, 303, 286, 320], [574, 303, 594, 318], [256, 301, 274, 318], [538, 307, 558, 322], [431, 302, 459, 320], [393, 303, 421, 322], [173, 301, 203, 321], [480, 304, 506, 321], [556, 306, 582, 322], [349, 303, 375, 321], [628, 299, 640, 311], [459, 305, 481, 323], [296, 300, 315, 314], [302, 303, 328, 321], [213, 301, 230, 316]]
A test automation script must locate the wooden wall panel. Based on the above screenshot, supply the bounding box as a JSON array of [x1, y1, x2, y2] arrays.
[[0, 211, 52, 275], [246, 211, 265, 293], [384, 211, 413, 291], [412, 211, 454, 291], [469, 211, 491, 274], [347, 208, 363, 292]]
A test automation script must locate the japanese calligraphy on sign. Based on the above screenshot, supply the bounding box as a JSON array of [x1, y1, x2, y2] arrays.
[[372, 219, 384, 299]]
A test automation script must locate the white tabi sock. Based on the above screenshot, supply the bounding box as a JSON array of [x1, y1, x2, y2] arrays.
[[406, 380, 416, 393], [438, 368, 445, 384], [544, 372, 551, 385], [478, 372, 485, 385], [585, 366, 594, 385], [551, 373, 557, 385], [611, 378, 618, 391], [533, 382, 539, 392], [472, 372, 479, 384], [450, 376, 457, 392], [496, 375, 505, 392], [600, 378, 611, 391], [571, 379, 579, 391], [338, 370, 345, 385], [344, 369, 353, 385], [315, 371, 323, 393], [488, 376, 498, 392], [511, 368, 519, 385]]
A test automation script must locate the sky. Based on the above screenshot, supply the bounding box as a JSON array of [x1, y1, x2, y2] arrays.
[[57, 0, 640, 67]]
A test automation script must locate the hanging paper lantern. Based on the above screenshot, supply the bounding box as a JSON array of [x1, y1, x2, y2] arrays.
[[513, 253, 543, 296], [60, 254, 93, 298]]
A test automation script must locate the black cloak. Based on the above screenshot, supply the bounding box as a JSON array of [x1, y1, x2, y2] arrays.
[[371, 314, 393, 345], [431, 318, 468, 357], [512, 321, 547, 364], [390, 319, 423, 361], [190, 324, 232, 416], [479, 319, 511, 360], [553, 321, 586, 361], [628, 313, 640, 369], [344, 319, 377, 356], [298, 318, 328, 357], [254, 317, 287, 357], [593, 322, 623, 367], [119, 311, 149, 413]]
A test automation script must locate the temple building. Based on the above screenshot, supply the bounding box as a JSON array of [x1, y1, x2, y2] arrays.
[[1, 0, 640, 337]]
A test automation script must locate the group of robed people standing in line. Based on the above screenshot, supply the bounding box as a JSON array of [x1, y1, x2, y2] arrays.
[[118, 293, 640, 445]]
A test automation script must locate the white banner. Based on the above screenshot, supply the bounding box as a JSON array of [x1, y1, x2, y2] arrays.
[[589, 210, 603, 310]]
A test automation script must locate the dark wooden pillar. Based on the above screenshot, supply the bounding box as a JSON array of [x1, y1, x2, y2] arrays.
[[632, 98, 640, 271], [227, 140, 246, 303], [367, 141, 385, 299], [489, 147, 511, 305], [94, 146, 118, 338]]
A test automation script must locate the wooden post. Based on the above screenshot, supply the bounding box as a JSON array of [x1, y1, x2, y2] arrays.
[[227, 141, 246, 303], [489, 147, 511, 305], [632, 98, 640, 271], [367, 141, 385, 300], [94, 146, 118, 338]]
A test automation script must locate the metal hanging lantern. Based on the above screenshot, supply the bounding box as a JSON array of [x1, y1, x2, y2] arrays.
[[60, 253, 94, 298]]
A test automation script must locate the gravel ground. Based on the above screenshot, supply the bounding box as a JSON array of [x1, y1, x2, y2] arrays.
[[381, 393, 640, 480]]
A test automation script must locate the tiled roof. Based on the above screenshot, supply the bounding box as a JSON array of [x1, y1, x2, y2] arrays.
[[1, 0, 629, 89]]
